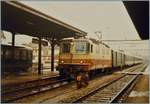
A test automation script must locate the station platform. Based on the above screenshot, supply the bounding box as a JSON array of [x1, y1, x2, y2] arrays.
[[2, 70, 59, 86]]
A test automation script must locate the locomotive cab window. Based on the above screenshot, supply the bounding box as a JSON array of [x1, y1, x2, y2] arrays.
[[74, 42, 90, 54], [74, 42, 86, 53], [61, 43, 71, 53]]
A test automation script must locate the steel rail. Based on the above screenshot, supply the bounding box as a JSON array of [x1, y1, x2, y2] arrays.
[[2, 64, 146, 103], [2, 75, 60, 94], [3, 75, 59, 87], [71, 63, 146, 103], [2, 78, 69, 103], [2, 77, 63, 95], [109, 74, 139, 103], [71, 74, 127, 103]]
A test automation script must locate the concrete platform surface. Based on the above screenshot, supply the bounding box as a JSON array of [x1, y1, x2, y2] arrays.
[[124, 67, 149, 103], [2, 70, 59, 86]]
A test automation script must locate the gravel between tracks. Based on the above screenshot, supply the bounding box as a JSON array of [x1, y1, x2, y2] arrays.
[[13, 64, 144, 103], [42, 74, 121, 103], [14, 74, 120, 103]]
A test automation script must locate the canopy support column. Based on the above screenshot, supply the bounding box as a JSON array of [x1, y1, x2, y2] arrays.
[[38, 36, 42, 75], [51, 37, 55, 71], [11, 32, 15, 72], [11, 32, 15, 59], [12, 32, 15, 47]]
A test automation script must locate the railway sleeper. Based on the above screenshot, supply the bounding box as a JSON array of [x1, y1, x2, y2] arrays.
[[86, 98, 109, 103], [93, 93, 116, 97], [97, 97, 111, 100]]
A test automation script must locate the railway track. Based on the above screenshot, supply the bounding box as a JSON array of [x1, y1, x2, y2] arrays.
[[2, 64, 146, 103], [72, 74, 139, 103], [2, 64, 141, 95], [2, 75, 60, 94], [71, 63, 147, 103], [2, 76, 69, 103]]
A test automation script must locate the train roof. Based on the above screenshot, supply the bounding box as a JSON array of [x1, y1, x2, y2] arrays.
[[112, 49, 133, 56], [61, 38, 110, 48], [1, 44, 33, 50], [60, 38, 143, 60], [112, 49, 125, 54], [112, 49, 143, 59], [89, 38, 110, 48]]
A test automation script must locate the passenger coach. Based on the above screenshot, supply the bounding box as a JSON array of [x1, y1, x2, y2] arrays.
[[1, 44, 32, 75]]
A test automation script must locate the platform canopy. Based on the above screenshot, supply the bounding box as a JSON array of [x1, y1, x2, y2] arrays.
[[123, 1, 149, 40], [1, 1, 87, 39]]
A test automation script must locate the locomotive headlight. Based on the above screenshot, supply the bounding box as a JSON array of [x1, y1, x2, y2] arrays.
[[80, 60, 83, 63], [61, 60, 64, 63]]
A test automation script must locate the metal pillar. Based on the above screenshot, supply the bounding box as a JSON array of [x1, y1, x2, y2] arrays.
[[38, 37, 42, 75], [12, 33, 15, 46], [11, 32, 15, 58], [50, 37, 55, 71], [11, 32, 15, 73]]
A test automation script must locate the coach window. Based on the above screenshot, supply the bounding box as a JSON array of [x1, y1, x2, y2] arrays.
[[20, 51, 22, 60], [28, 51, 32, 60], [15, 50, 20, 60], [27, 51, 29, 59], [91, 45, 93, 53], [28, 51, 32, 59], [26, 51, 28, 60], [86, 43, 90, 53], [1, 49, 3, 56], [30, 52, 32, 59], [6, 50, 11, 59], [22, 51, 26, 60]]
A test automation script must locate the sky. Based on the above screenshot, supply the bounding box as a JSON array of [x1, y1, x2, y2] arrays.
[[19, 1, 140, 40], [2, 1, 148, 59]]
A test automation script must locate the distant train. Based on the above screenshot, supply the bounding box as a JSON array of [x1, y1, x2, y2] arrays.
[[1, 44, 32, 75], [57, 38, 143, 79]]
